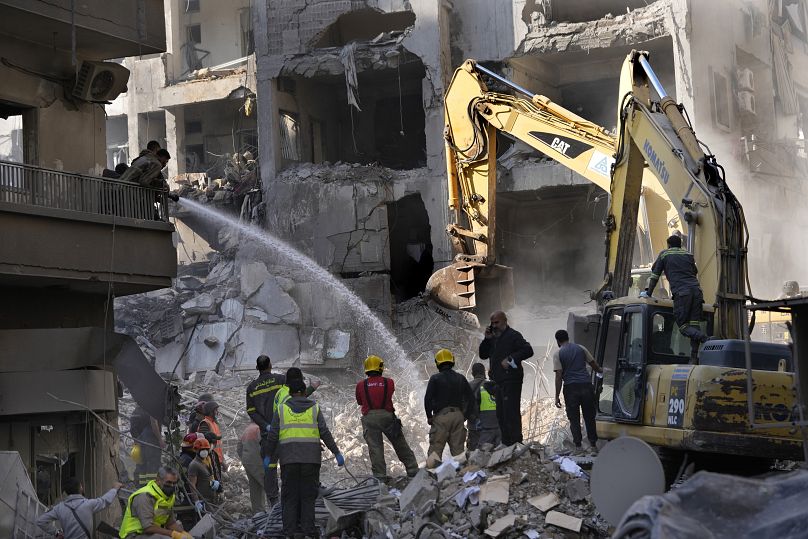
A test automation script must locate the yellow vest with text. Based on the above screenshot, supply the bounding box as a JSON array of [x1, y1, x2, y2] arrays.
[[480, 387, 497, 411], [278, 402, 320, 444], [273, 385, 291, 416], [119, 480, 175, 538]]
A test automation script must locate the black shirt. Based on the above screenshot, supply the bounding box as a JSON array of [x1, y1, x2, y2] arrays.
[[478, 327, 534, 384], [650, 247, 700, 296], [245, 372, 286, 431], [424, 368, 474, 419]]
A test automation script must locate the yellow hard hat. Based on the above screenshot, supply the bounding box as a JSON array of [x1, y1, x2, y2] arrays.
[[364, 355, 384, 374], [130, 444, 143, 464], [434, 349, 454, 366]]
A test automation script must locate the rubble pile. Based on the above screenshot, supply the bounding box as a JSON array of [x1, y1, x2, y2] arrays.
[[364, 442, 609, 539]]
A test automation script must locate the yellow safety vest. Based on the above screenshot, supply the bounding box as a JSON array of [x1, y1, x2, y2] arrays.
[[119, 480, 175, 538], [278, 402, 320, 444], [480, 387, 496, 412], [273, 386, 291, 416]]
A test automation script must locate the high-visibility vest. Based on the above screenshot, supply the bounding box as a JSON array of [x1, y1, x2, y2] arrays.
[[480, 387, 497, 411], [278, 402, 320, 444], [200, 416, 224, 463], [119, 480, 175, 538], [273, 386, 291, 416]]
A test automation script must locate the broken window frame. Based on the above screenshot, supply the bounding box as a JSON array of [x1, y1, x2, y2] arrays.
[[710, 68, 732, 131]]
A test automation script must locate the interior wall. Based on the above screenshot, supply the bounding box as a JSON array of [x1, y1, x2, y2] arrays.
[[387, 193, 433, 301]]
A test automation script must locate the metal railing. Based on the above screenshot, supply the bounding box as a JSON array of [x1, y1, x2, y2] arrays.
[[0, 160, 169, 222]]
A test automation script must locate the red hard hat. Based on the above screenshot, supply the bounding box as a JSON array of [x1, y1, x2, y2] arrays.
[[193, 438, 211, 451], [181, 433, 198, 448]]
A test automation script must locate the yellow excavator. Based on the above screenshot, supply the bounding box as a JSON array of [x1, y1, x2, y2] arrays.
[[429, 55, 804, 474], [426, 60, 681, 317]]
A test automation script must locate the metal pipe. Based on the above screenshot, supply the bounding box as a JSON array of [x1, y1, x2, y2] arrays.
[[743, 306, 756, 428], [636, 54, 668, 99], [472, 63, 535, 98]]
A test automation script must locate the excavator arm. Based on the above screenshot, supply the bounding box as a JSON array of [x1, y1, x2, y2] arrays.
[[604, 50, 748, 339], [428, 59, 681, 316]]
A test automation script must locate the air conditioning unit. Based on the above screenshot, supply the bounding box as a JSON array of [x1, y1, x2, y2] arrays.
[[72, 61, 130, 103], [738, 90, 756, 115], [736, 67, 755, 92]]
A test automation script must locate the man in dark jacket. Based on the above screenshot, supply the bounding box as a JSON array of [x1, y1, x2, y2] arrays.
[[424, 349, 474, 463], [643, 234, 710, 363], [466, 363, 486, 450], [245, 355, 285, 507], [265, 379, 343, 538], [478, 311, 533, 446]]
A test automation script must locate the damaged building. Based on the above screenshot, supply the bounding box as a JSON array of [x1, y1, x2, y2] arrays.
[[0, 0, 177, 533]]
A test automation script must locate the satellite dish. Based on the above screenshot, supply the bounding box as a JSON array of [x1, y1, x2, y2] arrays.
[[590, 436, 665, 526]]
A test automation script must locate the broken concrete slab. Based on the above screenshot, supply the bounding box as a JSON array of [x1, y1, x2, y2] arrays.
[[234, 324, 300, 368], [325, 329, 351, 359], [246, 276, 301, 324], [240, 260, 270, 299], [181, 293, 217, 315], [486, 444, 516, 467], [398, 469, 438, 513], [565, 477, 590, 502], [528, 492, 560, 512], [484, 513, 517, 537], [220, 298, 244, 322], [545, 510, 583, 532], [299, 326, 325, 365]]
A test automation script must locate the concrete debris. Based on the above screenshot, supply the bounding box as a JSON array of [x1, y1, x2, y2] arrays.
[[565, 477, 591, 502], [478, 474, 510, 504], [399, 469, 439, 513], [280, 40, 411, 79], [517, 0, 668, 54], [528, 492, 560, 512], [485, 513, 518, 537]]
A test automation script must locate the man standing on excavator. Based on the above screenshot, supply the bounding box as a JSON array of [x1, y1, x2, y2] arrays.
[[642, 234, 710, 362]]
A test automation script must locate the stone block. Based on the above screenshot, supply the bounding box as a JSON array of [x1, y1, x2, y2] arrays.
[[184, 322, 234, 372], [564, 477, 590, 502], [247, 275, 301, 324], [240, 261, 270, 299], [299, 327, 325, 365], [177, 276, 204, 291], [326, 329, 351, 359], [291, 282, 339, 329], [399, 469, 438, 513], [181, 293, 217, 315], [233, 324, 300, 368], [220, 298, 244, 323]]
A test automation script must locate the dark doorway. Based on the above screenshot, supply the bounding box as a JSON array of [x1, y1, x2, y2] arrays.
[[387, 193, 433, 302]]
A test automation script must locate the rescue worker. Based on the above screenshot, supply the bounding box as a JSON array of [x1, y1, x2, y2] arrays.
[[131, 406, 164, 487], [237, 423, 266, 514], [424, 349, 474, 463], [187, 438, 221, 510], [120, 149, 171, 189], [272, 367, 320, 415], [355, 355, 419, 481], [643, 234, 710, 362], [197, 401, 225, 482], [478, 311, 534, 446], [553, 330, 602, 455], [466, 363, 486, 451], [188, 393, 214, 433], [246, 355, 286, 507], [177, 433, 198, 470], [36, 478, 122, 539], [474, 370, 502, 447], [265, 379, 343, 538], [118, 466, 191, 539]]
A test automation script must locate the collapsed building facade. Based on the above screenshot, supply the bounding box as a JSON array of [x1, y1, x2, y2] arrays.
[[0, 0, 176, 530]]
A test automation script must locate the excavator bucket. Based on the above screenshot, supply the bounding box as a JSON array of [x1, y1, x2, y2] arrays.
[[426, 261, 514, 317]]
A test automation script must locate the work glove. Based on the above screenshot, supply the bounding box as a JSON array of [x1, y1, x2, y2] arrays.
[[263, 456, 271, 471], [194, 500, 205, 513], [639, 289, 650, 298], [507, 357, 517, 369], [555, 398, 562, 409], [265, 424, 272, 433], [171, 531, 193, 539], [211, 479, 221, 492], [335, 453, 345, 467]]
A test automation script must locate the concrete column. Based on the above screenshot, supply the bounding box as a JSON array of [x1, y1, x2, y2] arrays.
[[165, 105, 185, 180], [127, 110, 141, 164]]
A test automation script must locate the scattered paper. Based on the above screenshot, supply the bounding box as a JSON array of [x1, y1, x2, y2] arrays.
[[479, 474, 510, 504], [524, 530, 541, 539], [485, 513, 517, 537], [528, 492, 560, 512], [388, 488, 401, 497], [454, 486, 480, 508], [463, 470, 487, 483], [545, 510, 582, 532], [553, 456, 583, 477]]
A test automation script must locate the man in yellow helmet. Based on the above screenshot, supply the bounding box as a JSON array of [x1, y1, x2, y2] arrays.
[[265, 379, 343, 538], [424, 349, 474, 463], [119, 466, 191, 539], [355, 355, 419, 481]]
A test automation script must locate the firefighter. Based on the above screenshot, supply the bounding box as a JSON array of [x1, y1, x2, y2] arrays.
[[355, 355, 419, 481], [265, 379, 343, 538], [424, 349, 474, 463], [643, 234, 711, 362], [196, 401, 225, 483], [187, 438, 221, 510], [246, 355, 286, 507]]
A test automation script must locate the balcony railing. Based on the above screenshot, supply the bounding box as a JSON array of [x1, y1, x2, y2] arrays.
[[0, 160, 169, 222]]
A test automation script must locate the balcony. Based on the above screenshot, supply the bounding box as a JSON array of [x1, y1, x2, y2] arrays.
[[0, 160, 176, 296], [0, 0, 165, 60]]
